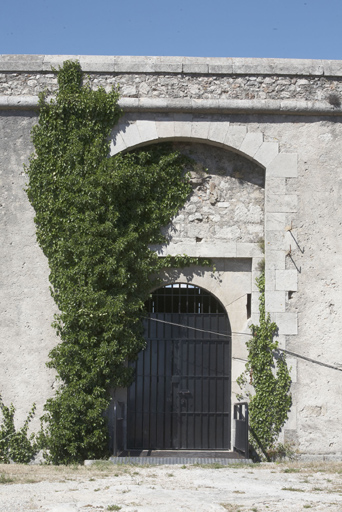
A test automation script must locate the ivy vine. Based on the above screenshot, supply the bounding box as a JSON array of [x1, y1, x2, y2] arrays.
[[0, 396, 38, 463], [26, 61, 206, 464], [237, 272, 292, 460]]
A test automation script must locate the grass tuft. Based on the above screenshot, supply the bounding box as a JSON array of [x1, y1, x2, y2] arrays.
[[0, 474, 14, 484]]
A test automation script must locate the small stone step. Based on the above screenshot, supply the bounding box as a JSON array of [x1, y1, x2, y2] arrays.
[[107, 456, 252, 466], [115, 449, 245, 459]]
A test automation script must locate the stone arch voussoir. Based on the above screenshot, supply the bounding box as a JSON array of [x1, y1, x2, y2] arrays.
[[110, 116, 298, 337], [110, 118, 279, 168]]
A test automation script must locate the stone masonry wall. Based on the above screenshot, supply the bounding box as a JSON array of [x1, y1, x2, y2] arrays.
[[1, 56, 342, 457], [166, 142, 264, 245], [1, 72, 342, 102], [0, 111, 58, 430]]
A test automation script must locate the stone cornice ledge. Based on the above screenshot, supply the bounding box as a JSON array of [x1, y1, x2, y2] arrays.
[[120, 98, 342, 116], [1, 96, 341, 116], [1, 55, 342, 76], [0, 96, 39, 109]]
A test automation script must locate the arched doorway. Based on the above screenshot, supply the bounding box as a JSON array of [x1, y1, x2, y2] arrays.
[[127, 283, 231, 451]]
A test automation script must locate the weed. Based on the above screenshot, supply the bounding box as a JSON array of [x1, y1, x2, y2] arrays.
[[92, 461, 113, 471], [25, 478, 38, 484], [220, 504, 243, 511], [193, 462, 225, 469], [327, 93, 341, 107], [282, 487, 305, 492], [107, 506, 122, 511], [256, 258, 265, 272], [0, 473, 14, 484], [0, 397, 39, 464], [267, 442, 296, 462], [282, 468, 300, 473], [208, 462, 225, 469], [257, 237, 265, 253]]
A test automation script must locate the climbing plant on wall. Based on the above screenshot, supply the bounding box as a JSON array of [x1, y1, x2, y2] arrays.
[[26, 61, 204, 464], [237, 273, 292, 460], [0, 397, 38, 463]]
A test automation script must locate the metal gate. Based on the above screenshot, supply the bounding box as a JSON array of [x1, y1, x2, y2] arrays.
[[127, 284, 231, 450]]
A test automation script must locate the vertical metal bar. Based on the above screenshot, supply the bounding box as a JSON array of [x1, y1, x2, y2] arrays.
[[113, 403, 117, 456]]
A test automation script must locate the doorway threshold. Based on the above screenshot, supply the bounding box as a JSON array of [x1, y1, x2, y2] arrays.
[[107, 450, 252, 465]]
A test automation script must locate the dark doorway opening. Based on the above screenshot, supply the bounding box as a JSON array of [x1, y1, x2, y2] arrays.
[[127, 284, 231, 451]]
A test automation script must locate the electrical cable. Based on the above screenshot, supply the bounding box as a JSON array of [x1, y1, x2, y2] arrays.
[[277, 348, 342, 373], [148, 316, 249, 338], [148, 317, 342, 373]]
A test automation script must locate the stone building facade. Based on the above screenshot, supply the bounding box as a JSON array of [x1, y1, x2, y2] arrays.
[[1, 55, 342, 458]]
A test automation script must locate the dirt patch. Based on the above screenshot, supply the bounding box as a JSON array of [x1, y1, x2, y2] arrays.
[[1, 461, 342, 511]]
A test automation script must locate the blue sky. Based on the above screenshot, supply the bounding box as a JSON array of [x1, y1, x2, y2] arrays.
[[1, 0, 341, 60]]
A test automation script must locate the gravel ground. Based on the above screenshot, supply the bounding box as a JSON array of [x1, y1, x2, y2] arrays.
[[1, 461, 342, 512]]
